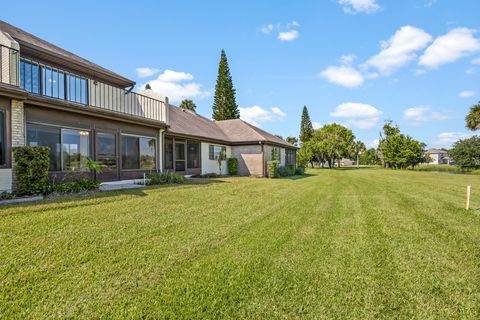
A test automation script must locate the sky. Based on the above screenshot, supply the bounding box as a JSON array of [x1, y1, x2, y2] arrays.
[[2, 0, 480, 149]]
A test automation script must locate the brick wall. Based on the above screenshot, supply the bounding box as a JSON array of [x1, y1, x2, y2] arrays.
[[231, 145, 263, 177], [11, 99, 25, 191]]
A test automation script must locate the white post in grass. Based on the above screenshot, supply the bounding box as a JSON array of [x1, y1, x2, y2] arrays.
[[143, 173, 146, 186], [466, 185, 471, 210]]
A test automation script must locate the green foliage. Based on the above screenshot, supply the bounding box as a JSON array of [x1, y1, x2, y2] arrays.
[[147, 171, 186, 185], [212, 49, 239, 120], [45, 178, 100, 194], [83, 157, 103, 176], [359, 148, 380, 165], [299, 105, 314, 143], [294, 166, 305, 175], [179, 99, 197, 112], [449, 136, 480, 167], [267, 160, 279, 178], [413, 165, 479, 173], [380, 132, 425, 169], [271, 147, 280, 161], [286, 136, 298, 146], [277, 165, 296, 177], [465, 102, 480, 131], [227, 157, 238, 175], [13, 146, 50, 195], [314, 123, 355, 168], [0, 192, 15, 200], [297, 140, 316, 167]]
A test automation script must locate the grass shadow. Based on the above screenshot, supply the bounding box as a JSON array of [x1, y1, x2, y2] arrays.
[[280, 174, 316, 180]]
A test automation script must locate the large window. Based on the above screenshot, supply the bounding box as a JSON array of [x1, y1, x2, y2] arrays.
[[0, 110, 5, 166], [42, 66, 65, 99], [20, 60, 40, 94], [208, 145, 226, 160], [271, 147, 281, 161], [67, 74, 87, 104], [286, 149, 296, 166], [27, 124, 91, 171], [27, 124, 61, 171], [121, 135, 156, 170], [187, 142, 200, 169], [62, 129, 90, 171]]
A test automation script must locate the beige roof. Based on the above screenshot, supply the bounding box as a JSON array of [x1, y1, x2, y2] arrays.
[[0, 20, 135, 88], [427, 149, 448, 154], [167, 105, 296, 148]]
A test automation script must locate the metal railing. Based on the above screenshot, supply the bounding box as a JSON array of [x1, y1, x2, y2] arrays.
[[0, 44, 19, 86]]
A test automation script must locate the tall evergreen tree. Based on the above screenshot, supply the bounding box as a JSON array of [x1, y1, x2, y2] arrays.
[[212, 49, 239, 120], [299, 105, 314, 143]]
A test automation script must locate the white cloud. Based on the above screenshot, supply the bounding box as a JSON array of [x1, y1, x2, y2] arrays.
[[312, 121, 322, 129], [403, 106, 448, 125], [261, 24, 274, 34], [459, 90, 476, 98], [320, 65, 364, 88], [338, 0, 380, 14], [330, 102, 383, 129], [365, 26, 432, 74], [429, 132, 474, 148], [239, 106, 287, 127], [471, 57, 480, 65], [366, 139, 380, 149], [419, 28, 480, 68], [136, 67, 160, 78], [143, 69, 209, 102], [278, 30, 299, 42]]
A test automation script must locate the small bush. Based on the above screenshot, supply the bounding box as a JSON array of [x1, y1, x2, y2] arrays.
[[277, 165, 296, 177], [193, 173, 221, 178], [13, 146, 50, 195], [0, 192, 15, 200], [147, 171, 186, 185], [45, 178, 100, 194], [295, 166, 305, 175], [227, 158, 238, 175], [267, 160, 279, 178]]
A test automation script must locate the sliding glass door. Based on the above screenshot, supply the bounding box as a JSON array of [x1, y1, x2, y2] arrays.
[[96, 131, 118, 181]]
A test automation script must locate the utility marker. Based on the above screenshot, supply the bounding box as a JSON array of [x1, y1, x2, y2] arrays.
[[466, 185, 471, 210]]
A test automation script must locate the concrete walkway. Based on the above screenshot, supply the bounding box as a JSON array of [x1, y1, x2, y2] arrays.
[[99, 179, 146, 191]]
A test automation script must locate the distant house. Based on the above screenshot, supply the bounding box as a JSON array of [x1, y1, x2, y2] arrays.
[[426, 149, 451, 165]]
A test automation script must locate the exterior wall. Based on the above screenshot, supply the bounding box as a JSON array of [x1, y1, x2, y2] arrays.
[[201, 142, 231, 175], [0, 169, 12, 192], [11, 99, 25, 191], [230, 145, 263, 176], [263, 145, 286, 166]]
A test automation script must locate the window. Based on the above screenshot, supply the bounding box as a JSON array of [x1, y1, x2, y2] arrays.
[[208, 145, 226, 160], [26, 124, 61, 171], [62, 129, 90, 171], [42, 66, 65, 99], [286, 149, 296, 166], [97, 132, 117, 169], [121, 135, 156, 170], [20, 60, 40, 94], [0, 110, 5, 166], [67, 74, 87, 104], [175, 142, 186, 172], [187, 142, 200, 168], [271, 147, 281, 161], [164, 138, 173, 170]]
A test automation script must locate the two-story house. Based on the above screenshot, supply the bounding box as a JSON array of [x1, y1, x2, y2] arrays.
[[0, 21, 296, 193]]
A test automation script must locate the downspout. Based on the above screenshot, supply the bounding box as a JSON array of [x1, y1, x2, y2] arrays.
[[158, 128, 165, 172]]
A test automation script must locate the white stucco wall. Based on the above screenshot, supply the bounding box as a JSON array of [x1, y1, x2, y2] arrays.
[[201, 142, 231, 175], [0, 169, 12, 193]]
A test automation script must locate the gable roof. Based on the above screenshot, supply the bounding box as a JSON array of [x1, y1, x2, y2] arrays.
[[167, 104, 296, 148], [0, 20, 135, 88]]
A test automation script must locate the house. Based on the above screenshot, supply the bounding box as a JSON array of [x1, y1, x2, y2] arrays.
[[0, 21, 296, 192], [426, 149, 451, 165]]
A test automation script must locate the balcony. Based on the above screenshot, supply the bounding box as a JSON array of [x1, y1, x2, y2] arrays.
[[1, 51, 168, 125]]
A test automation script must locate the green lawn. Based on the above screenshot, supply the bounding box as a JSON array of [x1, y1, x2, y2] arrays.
[[1, 169, 480, 319]]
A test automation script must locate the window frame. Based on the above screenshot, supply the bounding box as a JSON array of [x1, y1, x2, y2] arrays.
[[0, 108, 6, 167], [121, 133, 157, 170], [208, 144, 227, 161]]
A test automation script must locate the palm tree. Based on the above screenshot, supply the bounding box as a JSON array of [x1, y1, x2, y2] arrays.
[[466, 102, 480, 131]]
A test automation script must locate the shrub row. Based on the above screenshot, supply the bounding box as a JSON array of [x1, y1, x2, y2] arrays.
[[147, 171, 186, 185], [227, 157, 238, 175], [13, 146, 50, 195], [46, 179, 100, 194], [267, 161, 305, 178]]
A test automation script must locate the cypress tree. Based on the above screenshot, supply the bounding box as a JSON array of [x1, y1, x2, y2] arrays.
[[212, 49, 240, 120], [299, 105, 314, 143]]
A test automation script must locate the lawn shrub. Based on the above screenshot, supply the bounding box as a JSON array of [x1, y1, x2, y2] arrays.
[[45, 178, 100, 194], [147, 171, 186, 185], [267, 160, 279, 178], [227, 157, 238, 175], [13, 146, 50, 195], [295, 166, 305, 175], [277, 165, 296, 177], [0, 192, 15, 200]]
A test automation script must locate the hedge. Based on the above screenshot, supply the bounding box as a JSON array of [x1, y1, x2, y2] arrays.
[[227, 158, 238, 175], [267, 160, 279, 178], [13, 146, 50, 195]]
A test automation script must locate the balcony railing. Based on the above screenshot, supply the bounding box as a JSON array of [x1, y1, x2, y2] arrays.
[[0, 44, 19, 86], [1, 54, 168, 124]]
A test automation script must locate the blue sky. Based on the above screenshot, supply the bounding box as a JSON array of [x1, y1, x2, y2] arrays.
[[2, 0, 480, 148]]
